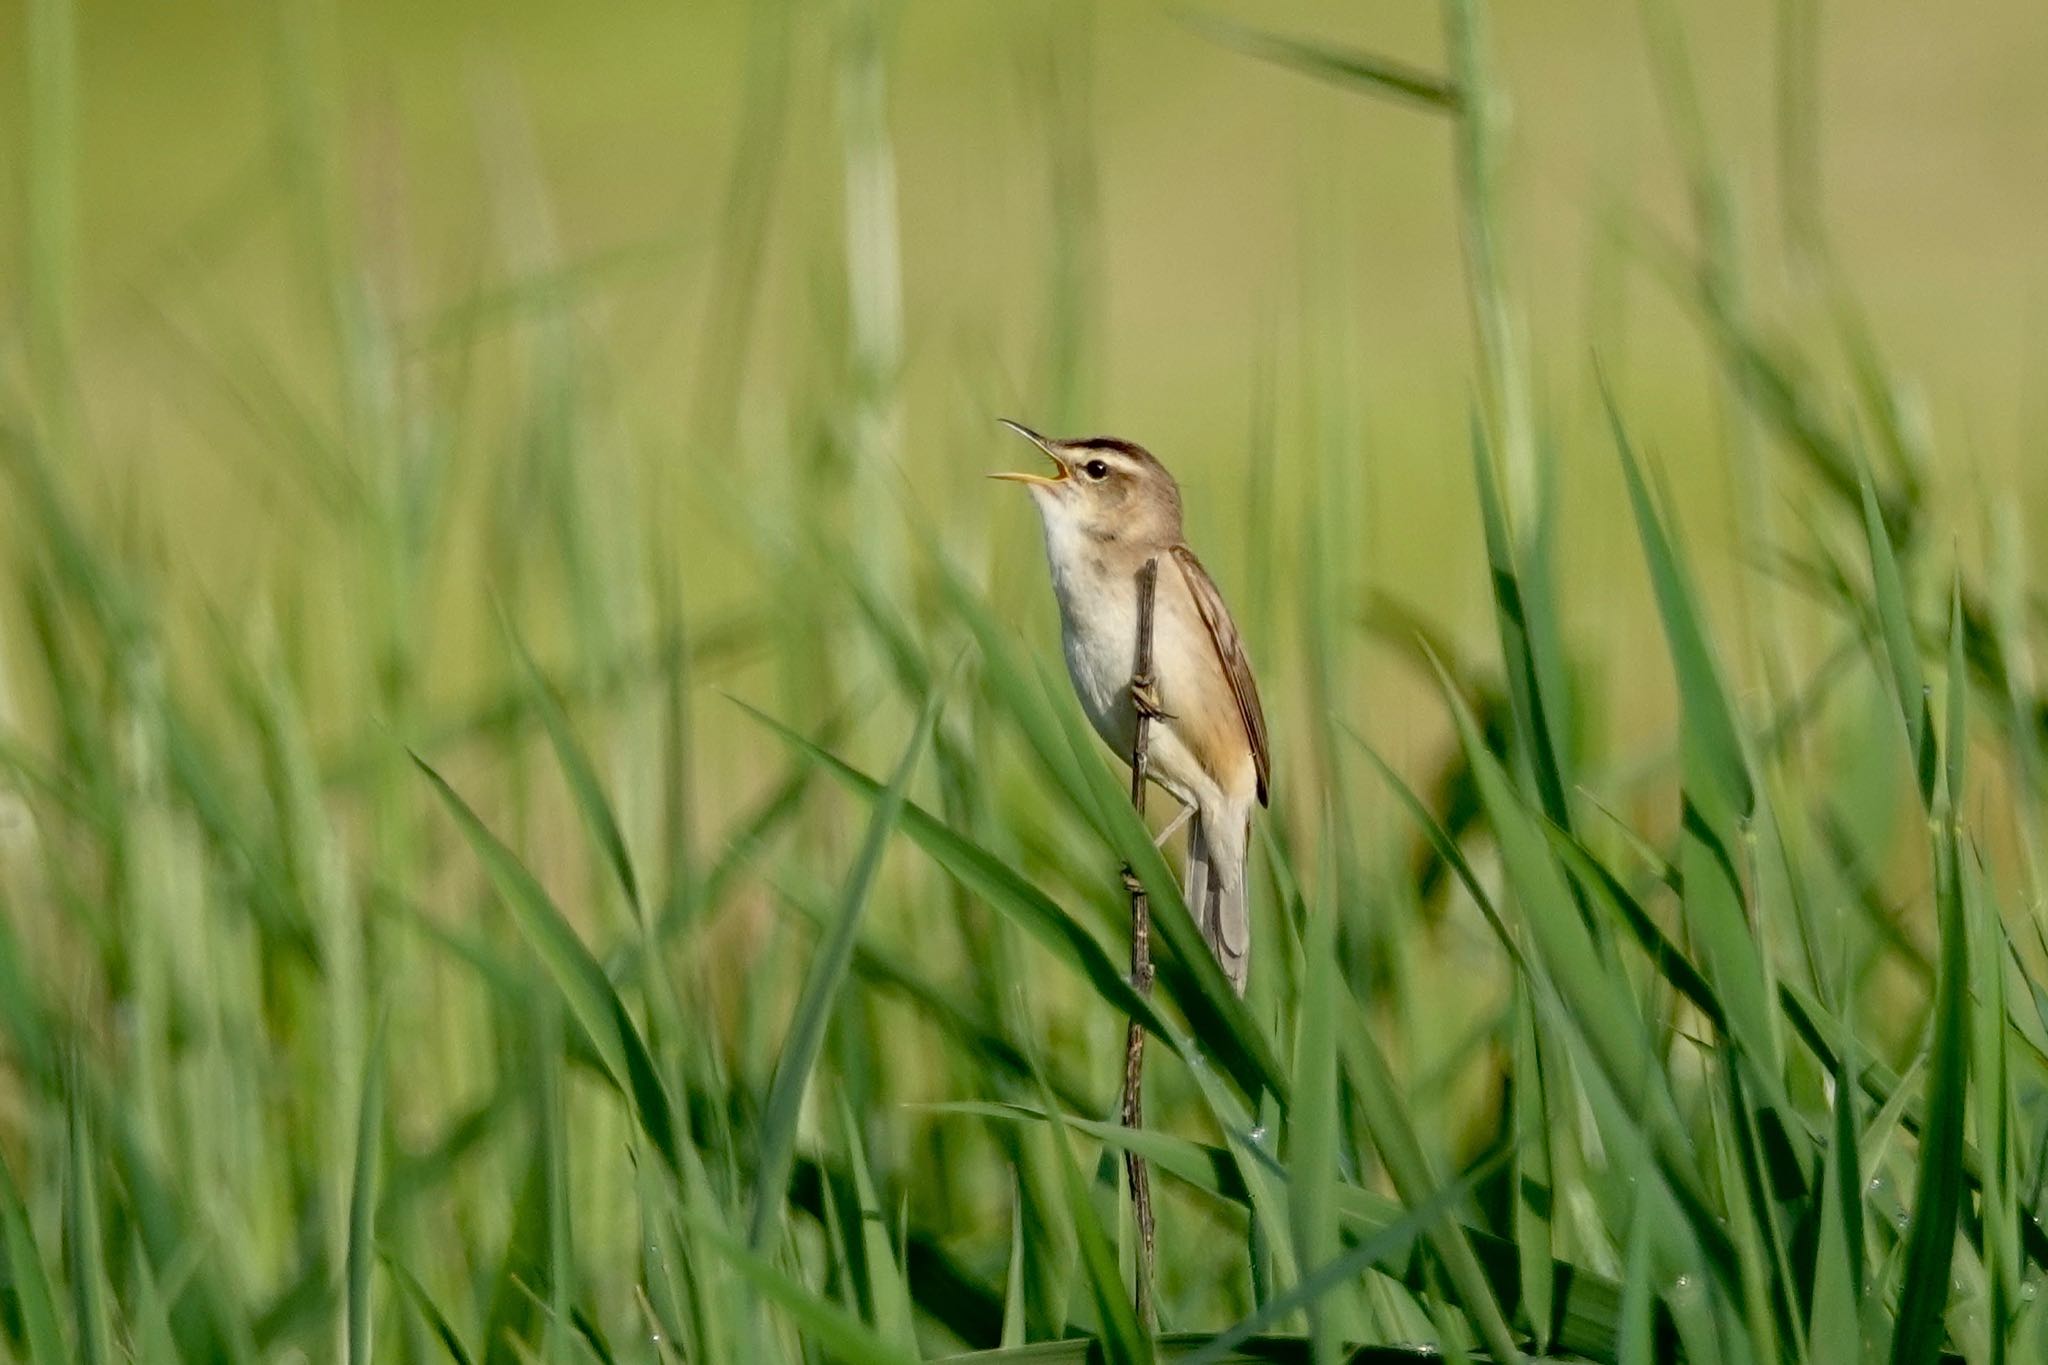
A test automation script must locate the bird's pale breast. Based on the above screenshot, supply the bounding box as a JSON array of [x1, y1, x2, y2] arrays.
[[1043, 534, 1257, 812]]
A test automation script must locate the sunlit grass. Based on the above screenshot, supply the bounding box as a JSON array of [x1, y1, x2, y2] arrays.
[[2, 1, 2046, 1362]]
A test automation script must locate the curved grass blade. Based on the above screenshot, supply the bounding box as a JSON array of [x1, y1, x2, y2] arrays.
[[501, 611, 642, 918], [734, 700, 1186, 1065], [750, 690, 941, 1247], [413, 754, 680, 1177], [685, 1215, 922, 1365], [383, 1255, 476, 1365], [1027, 1055, 1151, 1364], [1178, 1157, 1501, 1365]]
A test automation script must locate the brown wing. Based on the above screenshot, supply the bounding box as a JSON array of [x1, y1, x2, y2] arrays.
[[1168, 544, 1271, 806]]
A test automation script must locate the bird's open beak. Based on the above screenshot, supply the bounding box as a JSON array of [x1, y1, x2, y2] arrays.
[[989, 419, 1069, 487]]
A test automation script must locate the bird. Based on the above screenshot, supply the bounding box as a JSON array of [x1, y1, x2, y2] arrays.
[[991, 419, 1269, 995]]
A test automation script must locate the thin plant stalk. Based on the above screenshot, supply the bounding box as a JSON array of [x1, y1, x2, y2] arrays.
[[1122, 556, 1162, 1329]]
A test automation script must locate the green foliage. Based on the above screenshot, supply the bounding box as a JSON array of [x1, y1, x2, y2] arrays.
[[0, 0, 2042, 1362]]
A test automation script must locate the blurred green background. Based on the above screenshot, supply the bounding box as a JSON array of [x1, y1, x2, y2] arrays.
[[5, 1, 2048, 1361], [9, 0, 2046, 637]]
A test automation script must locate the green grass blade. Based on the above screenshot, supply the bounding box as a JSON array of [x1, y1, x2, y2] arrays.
[[750, 690, 941, 1247], [686, 1215, 923, 1365], [62, 1088, 110, 1365], [735, 700, 1187, 1062], [0, 1154, 69, 1363], [1887, 830, 1970, 1365], [502, 611, 643, 919], [837, 1093, 918, 1349], [383, 1254, 478, 1365], [1181, 10, 1461, 113], [1028, 1070, 1151, 1364], [345, 1017, 385, 1365], [1290, 878, 1344, 1364], [413, 754, 681, 1177], [1860, 467, 1936, 808]]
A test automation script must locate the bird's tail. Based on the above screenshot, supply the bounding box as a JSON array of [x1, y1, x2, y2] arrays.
[[1184, 806, 1250, 995]]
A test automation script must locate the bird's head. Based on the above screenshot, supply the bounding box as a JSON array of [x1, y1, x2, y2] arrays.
[[990, 420, 1183, 547]]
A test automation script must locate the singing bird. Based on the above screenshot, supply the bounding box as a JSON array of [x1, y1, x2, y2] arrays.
[[992, 421, 1269, 994]]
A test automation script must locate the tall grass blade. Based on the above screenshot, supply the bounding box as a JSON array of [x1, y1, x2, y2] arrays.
[[345, 1018, 386, 1365], [750, 690, 941, 1246], [1887, 833, 1970, 1364], [413, 755, 681, 1176], [0, 1154, 68, 1363]]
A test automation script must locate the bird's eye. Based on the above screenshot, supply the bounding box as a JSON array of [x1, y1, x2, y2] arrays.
[[1083, 459, 1109, 480]]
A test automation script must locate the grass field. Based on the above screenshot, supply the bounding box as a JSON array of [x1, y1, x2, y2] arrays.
[[4, 0, 2048, 1361]]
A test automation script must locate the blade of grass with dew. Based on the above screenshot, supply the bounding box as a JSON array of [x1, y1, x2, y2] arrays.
[[749, 689, 941, 1246]]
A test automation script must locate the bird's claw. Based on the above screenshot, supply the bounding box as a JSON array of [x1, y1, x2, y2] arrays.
[[1130, 676, 1172, 722]]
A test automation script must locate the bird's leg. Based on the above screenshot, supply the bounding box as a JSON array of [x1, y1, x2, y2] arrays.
[[1152, 803, 1193, 849], [1130, 674, 1173, 722]]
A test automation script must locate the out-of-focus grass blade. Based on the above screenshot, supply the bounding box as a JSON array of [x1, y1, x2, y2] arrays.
[[736, 701, 1185, 1062], [345, 1018, 385, 1365], [1887, 830, 1969, 1365], [1436, 663, 1693, 1185], [1511, 988, 1555, 1353], [1338, 996, 1525, 1365], [383, 1254, 477, 1365], [685, 1215, 922, 1365], [1177, 1160, 1502, 1365], [750, 691, 940, 1247], [1860, 468, 1937, 808], [1181, 10, 1461, 113], [62, 1088, 111, 1365], [1290, 880, 1346, 1364], [1472, 416, 1575, 833], [837, 1094, 917, 1350], [502, 612, 643, 918], [1348, 727, 1521, 959], [0, 1154, 68, 1363], [1027, 1059, 1151, 1365], [1003, 1174, 1028, 1348], [413, 755, 680, 1177], [1806, 1042, 1864, 1365]]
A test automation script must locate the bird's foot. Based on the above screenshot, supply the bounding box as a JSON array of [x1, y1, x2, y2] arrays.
[[1130, 676, 1173, 722]]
